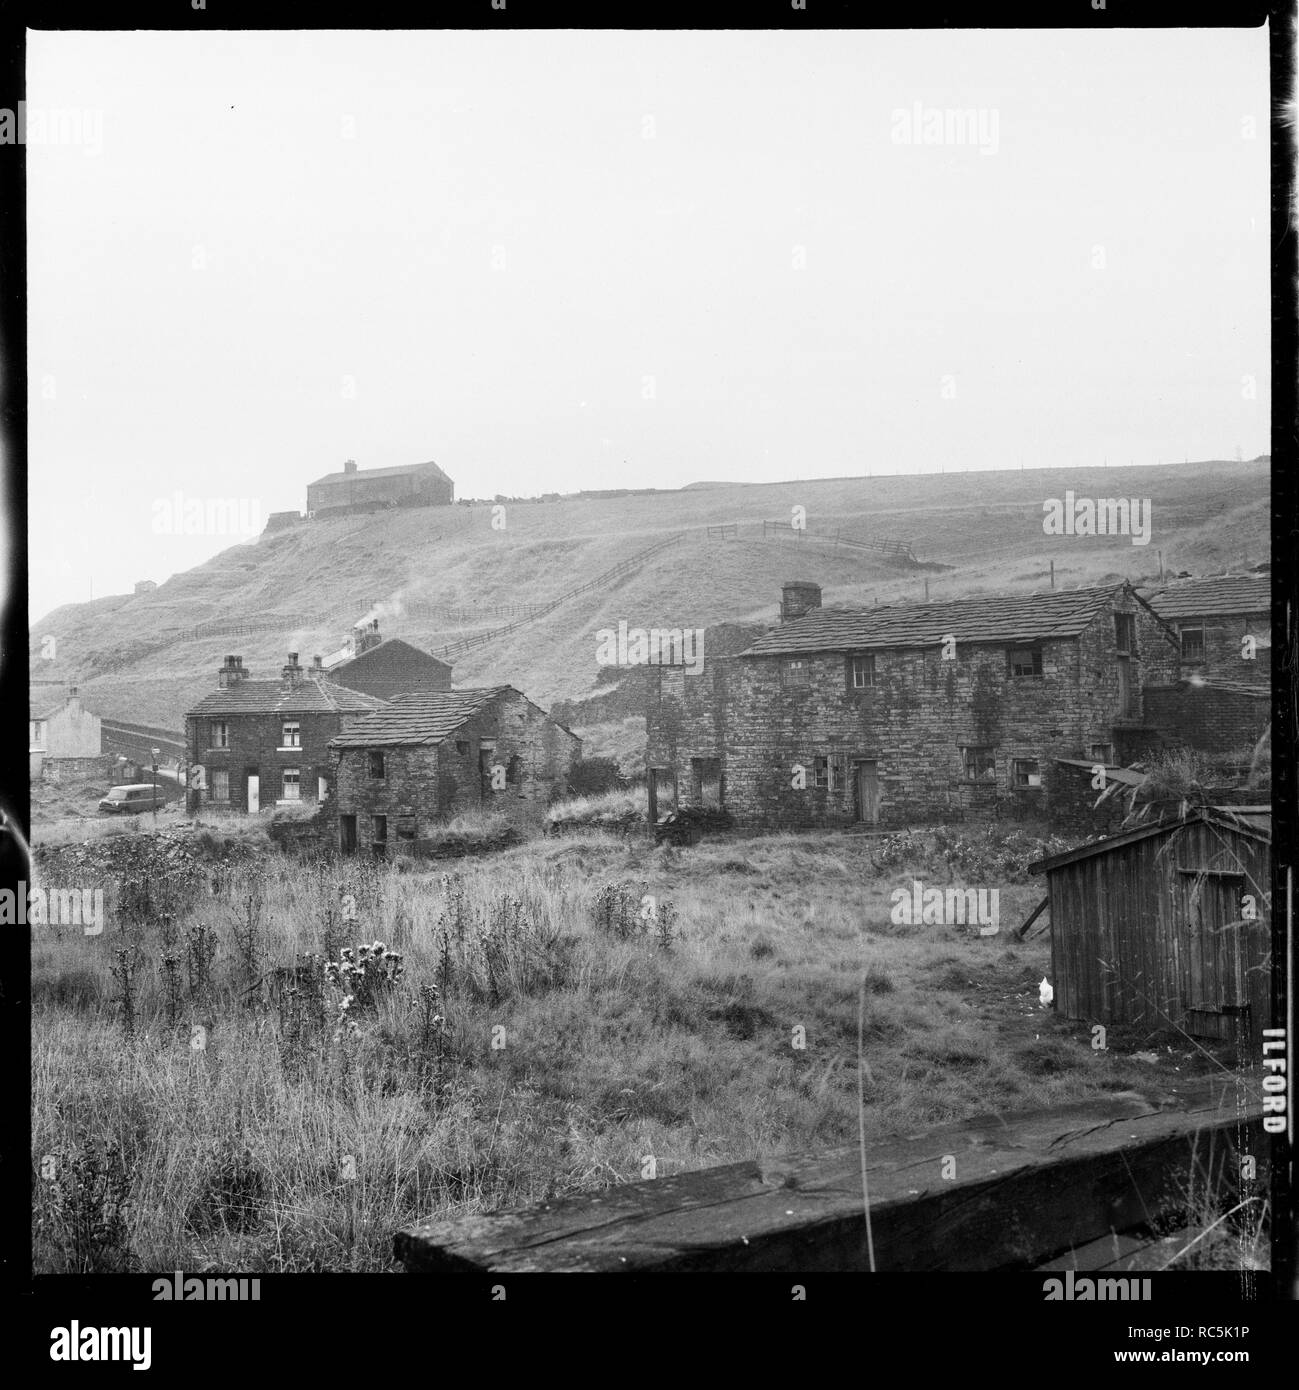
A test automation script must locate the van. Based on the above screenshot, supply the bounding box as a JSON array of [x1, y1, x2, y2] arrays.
[[98, 783, 170, 815]]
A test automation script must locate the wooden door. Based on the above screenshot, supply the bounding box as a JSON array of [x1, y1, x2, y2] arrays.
[[856, 761, 880, 824], [247, 774, 259, 814]]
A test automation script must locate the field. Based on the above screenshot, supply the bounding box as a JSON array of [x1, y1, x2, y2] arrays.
[[30, 819, 1246, 1274]]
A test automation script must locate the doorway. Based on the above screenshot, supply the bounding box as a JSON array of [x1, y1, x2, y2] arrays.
[[339, 814, 357, 855], [855, 761, 880, 824], [246, 773, 259, 814]]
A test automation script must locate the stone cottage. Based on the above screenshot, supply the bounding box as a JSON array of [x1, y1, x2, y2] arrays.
[[643, 580, 1180, 830], [185, 654, 388, 814], [29, 686, 103, 778], [1139, 575, 1271, 753], [328, 687, 581, 854]]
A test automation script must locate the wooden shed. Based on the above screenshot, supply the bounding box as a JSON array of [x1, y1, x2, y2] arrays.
[[1029, 806, 1271, 1046]]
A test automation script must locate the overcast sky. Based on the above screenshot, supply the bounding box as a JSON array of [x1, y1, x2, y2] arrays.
[[24, 27, 1270, 620]]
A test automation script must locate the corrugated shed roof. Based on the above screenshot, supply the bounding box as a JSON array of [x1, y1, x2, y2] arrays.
[[742, 584, 1125, 656], [1145, 575, 1270, 620], [308, 460, 452, 487], [329, 687, 512, 748], [187, 677, 390, 718], [1029, 805, 1271, 873]]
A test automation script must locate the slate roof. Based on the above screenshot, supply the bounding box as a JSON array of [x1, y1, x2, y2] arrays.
[[329, 688, 512, 748], [308, 460, 453, 487], [742, 584, 1129, 657], [325, 637, 452, 674], [1144, 575, 1270, 620], [187, 676, 390, 718]]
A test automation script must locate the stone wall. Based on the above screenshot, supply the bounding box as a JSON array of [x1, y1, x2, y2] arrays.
[[331, 693, 581, 850], [1143, 684, 1271, 754], [646, 592, 1178, 830]]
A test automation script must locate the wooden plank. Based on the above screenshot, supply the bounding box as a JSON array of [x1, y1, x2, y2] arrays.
[[394, 1074, 1262, 1274]]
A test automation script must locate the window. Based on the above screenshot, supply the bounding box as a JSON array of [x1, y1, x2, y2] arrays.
[[281, 720, 301, 748], [210, 768, 230, 802], [372, 814, 387, 840], [850, 654, 877, 690], [1180, 625, 1205, 661], [783, 659, 810, 687], [961, 746, 997, 781], [456, 740, 470, 756], [813, 756, 831, 790], [505, 754, 522, 784], [396, 815, 416, 841], [1007, 647, 1043, 678], [368, 750, 385, 779], [1012, 759, 1042, 789], [1088, 743, 1113, 765], [1114, 613, 1136, 654], [29, 721, 46, 746], [210, 720, 229, 748], [282, 768, 301, 801]]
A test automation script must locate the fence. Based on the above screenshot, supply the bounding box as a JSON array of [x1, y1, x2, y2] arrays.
[[705, 523, 739, 541], [431, 533, 684, 662], [395, 1073, 1261, 1272]]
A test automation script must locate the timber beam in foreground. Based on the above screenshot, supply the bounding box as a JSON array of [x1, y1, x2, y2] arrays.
[[395, 1073, 1263, 1272]]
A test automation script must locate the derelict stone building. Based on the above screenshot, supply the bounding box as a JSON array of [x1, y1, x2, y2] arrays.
[[644, 580, 1181, 829], [1139, 575, 1271, 753], [328, 687, 581, 854]]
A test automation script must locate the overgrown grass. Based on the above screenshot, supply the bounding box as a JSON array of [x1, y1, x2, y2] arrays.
[[32, 825, 1236, 1272]]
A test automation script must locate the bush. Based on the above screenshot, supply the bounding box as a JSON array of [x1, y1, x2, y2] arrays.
[[565, 757, 624, 797]]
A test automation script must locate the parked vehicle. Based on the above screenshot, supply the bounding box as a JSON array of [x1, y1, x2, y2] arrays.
[[98, 783, 173, 815]]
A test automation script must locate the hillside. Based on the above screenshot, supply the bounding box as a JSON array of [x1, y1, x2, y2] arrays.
[[29, 460, 1270, 734]]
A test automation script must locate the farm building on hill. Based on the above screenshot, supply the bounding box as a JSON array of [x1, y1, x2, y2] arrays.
[[328, 688, 581, 853], [323, 619, 453, 702], [307, 459, 454, 516], [644, 580, 1181, 829], [185, 654, 388, 814], [1030, 806, 1271, 1047], [1139, 575, 1271, 753]]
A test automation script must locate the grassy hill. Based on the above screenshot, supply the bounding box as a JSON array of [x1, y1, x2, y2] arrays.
[[29, 460, 1270, 733]]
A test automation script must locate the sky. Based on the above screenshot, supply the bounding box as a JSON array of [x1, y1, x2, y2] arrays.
[[23, 27, 1271, 620]]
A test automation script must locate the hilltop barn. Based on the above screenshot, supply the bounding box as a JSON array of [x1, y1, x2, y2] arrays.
[[1029, 807, 1272, 1047], [307, 459, 454, 516], [644, 580, 1180, 830], [186, 654, 388, 813], [1139, 576, 1271, 753], [328, 688, 581, 853], [323, 619, 453, 702]]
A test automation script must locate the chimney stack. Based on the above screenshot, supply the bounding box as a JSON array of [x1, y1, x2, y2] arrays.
[[281, 652, 304, 689], [312, 655, 323, 671], [779, 581, 823, 624], [353, 618, 382, 656], [217, 654, 248, 689], [343, 459, 358, 474]]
